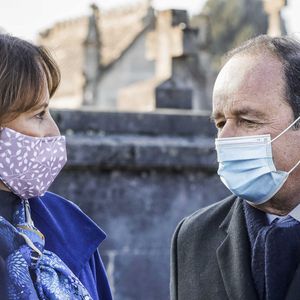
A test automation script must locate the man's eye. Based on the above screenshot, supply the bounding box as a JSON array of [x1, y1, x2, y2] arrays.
[[239, 119, 257, 127], [215, 121, 226, 129], [35, 111, 46, 120]]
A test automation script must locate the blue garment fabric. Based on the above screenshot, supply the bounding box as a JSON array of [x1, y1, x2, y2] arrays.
[[0, 191, 112, 300], [243, 201, 300, 300], [29, 192, 113, 300], [2, 199, 94, 299]]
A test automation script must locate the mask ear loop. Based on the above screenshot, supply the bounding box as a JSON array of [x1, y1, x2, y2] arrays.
[[289, 160, 300, 174], [270, 116, 300, 144], [269, 116, 300, 174]]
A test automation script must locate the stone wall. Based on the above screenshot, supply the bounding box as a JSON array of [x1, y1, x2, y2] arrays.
[[49, 109, 229, 300]]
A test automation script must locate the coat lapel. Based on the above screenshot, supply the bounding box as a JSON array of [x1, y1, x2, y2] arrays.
[[216, 199, 258, 300]]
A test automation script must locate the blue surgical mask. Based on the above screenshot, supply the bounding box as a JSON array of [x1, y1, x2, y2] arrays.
[[215, 116, 300, 204]]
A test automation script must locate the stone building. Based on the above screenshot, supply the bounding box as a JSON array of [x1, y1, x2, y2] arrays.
[[38, 2, 153, 110], [38, 0, 287, 111], [39, 1, 208, 111]]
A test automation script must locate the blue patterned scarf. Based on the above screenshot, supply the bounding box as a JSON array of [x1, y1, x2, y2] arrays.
[[0, 198, 93, 299]]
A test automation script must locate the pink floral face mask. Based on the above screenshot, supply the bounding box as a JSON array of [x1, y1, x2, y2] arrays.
[[0, 127, 67, 199]]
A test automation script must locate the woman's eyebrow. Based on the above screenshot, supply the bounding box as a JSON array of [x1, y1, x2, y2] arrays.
[[30, 102, 49, 112]]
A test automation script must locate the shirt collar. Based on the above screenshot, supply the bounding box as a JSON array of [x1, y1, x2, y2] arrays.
[[266, 203, 300, 224]]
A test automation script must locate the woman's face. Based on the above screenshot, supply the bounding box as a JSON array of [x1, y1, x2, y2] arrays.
[[0, 86, 60, 192], [2, 88, 60, 138]]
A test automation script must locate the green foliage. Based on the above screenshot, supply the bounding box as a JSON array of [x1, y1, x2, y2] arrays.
[[197, 0, 268, 72]]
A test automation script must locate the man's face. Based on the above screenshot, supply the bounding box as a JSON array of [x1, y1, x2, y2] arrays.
[[212, 53, 300, 210]]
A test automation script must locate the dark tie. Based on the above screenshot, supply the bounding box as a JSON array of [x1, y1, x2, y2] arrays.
[[252, 216, 300, 300]]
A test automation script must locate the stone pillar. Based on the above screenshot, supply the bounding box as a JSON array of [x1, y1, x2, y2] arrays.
[[82, 4, 101, 106], [146, 10, 201, 110], [146, 10, 189, 80], [195, 13, 214, 110], [263, 0, 287, 37], [118, 9, 203, 112]]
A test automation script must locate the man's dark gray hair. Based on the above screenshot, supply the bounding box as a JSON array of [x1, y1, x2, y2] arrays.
[[226, 35, 300, 127]]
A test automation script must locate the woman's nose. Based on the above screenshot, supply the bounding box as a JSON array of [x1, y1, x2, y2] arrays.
[[45, 116, 61, 137]]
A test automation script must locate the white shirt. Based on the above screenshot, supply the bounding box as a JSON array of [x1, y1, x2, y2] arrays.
[[266, 203, 300, 224]]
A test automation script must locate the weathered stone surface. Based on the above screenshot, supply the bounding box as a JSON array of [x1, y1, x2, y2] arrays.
[[170, 9, 189, 27], [109, 252, 170, 300], [51, 109, 216, 136], [51, 169, 229, 299], [49, 109, 229, 300], [156, 86, 193, 109], [65, 135, 217, 171]]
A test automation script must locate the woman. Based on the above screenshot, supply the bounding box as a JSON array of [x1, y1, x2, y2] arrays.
[[0, 34, 112, 299]]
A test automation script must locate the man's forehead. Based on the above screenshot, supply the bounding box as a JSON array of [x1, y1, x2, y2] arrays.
[[212, 54, 286, 118], [214, 54, 283, 95]]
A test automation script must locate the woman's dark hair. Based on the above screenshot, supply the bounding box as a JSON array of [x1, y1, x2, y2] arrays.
[[226, 34, 300, 127], [0, 34, 60, 122]]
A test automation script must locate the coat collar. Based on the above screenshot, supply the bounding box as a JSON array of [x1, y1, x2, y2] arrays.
[[217, 198, 259, 300], [29, 192, 106, 276]]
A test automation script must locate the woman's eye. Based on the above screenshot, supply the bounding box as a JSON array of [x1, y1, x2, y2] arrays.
[[35, 110, 46, 120]]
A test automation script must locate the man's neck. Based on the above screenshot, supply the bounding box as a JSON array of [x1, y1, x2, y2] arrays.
[[252, 198, 300, 216]]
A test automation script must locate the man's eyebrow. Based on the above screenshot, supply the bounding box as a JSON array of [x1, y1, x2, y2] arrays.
[[211, 106, 267, 121], [210, 111, 222, 121], [233, 107, 267, 118]]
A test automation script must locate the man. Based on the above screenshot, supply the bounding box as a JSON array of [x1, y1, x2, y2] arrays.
[[171, 35, 300, 300]]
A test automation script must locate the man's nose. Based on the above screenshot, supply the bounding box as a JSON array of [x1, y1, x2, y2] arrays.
[[218, 120, 238, 138]]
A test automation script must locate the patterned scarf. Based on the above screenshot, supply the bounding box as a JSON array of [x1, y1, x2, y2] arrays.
[[0, 198, 93, 300]]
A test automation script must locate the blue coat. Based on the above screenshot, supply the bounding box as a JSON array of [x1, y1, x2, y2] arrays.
[[29, 191, 112, 300]]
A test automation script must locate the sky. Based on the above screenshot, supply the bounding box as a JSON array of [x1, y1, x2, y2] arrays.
[[0, 0, 299, 41], [282, 0, 300, 38]]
